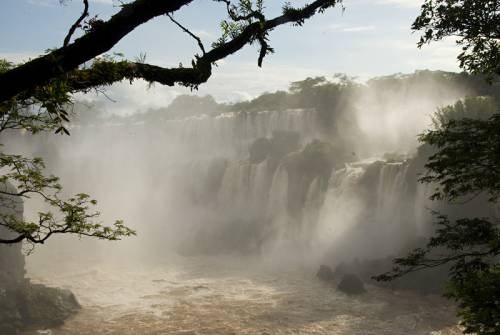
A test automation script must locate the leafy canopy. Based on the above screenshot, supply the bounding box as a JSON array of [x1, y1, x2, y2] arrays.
[[413, 0, 500, 79], [375, 96, 500, 334]]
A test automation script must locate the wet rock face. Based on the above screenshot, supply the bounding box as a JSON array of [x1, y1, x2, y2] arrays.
[[249, 138, 272, 164], [17, 283, 81, 328], [316, 265, 335, 281], [248, 131, 300, 164], [337, 274, 366, 295], [0, 241, 25, 288], [0, 182, 25, 287], [0, 282, 81, 332]]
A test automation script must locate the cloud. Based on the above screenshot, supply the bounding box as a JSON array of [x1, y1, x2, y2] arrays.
[[0, 51, 39, 63], [27, 0, 114, 6], [75, 81, 182, 116], [26, 0, 57, 7], [406, 39, 460, 69], [364, 36, 460, 71], [376, 0, 422, 8], [89, 0, 114, 4], [191, 30, 215, 40], [326, 23, 376, 33], [341, 25, 376, 32]]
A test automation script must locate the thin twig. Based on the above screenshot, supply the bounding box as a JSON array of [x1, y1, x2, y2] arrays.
[[166, 13, 206, 55], [63, 0, 90, 47]]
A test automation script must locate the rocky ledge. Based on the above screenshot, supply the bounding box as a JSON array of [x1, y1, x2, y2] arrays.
[[0, 281, 80, 335]]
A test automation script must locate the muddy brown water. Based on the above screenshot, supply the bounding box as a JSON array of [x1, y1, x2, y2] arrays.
[[23, 257, 461, 335]]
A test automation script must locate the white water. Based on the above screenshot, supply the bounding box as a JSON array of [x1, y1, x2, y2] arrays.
[[11, 107, 462, 334], [14, 107, 437, 271], [151, 109, 317, 158], [24, 257, 460, 335]]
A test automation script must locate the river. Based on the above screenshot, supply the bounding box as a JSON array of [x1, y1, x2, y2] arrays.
[[23, 257, 460, 335]]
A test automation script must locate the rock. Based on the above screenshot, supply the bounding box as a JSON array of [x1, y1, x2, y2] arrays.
[[337, 274, 366, 295], [249, 138, 272, 164], [269, 131, 300, 158], [0, 282, 80, 333], [0, 182, 26, 288], [17, 283, 81, 328], [0, 324, 18, 335], [248, 131, 300, 164], [0, 292, 22, 335], [316, 265, 335, 281]]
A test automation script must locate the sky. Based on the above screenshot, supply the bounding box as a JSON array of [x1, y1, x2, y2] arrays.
[[0, 0, 462, 114]]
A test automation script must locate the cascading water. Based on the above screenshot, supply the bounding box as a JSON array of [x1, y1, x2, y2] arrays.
[[7, 104, 440, 266], [9, 104, 464, 334], [157, 108, 317, 158], [180, 145, 429, 265]]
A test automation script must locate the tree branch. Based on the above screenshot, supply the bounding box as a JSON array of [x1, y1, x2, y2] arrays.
[[0, 234, 25, 244], [0, 0, 195, 102], [0, 0, 340, 101], [166, 13, 206, 55], [63, 0, 90, 47]]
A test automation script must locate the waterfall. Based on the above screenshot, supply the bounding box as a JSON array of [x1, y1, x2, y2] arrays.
[[267, 166, 290, 241], [14, 106, 435, 263], [376, 162, 409, 218], [217, 159, 270, 213], [158, 109, 317, 158], [193, 149, 428, 261], [316, 166, 366, 247]]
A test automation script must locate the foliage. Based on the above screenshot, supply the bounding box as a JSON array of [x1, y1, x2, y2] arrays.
[[367, 70, 500, 104], [0, 0, 342, 103], [0, 59, 71, 135], [413, 0, 500, 79], [375, 214, 500, 333], [157, 94, 222, 120], [422, 98, 500, 202], [431, 96, 497, 129], [375, 97, 500, 334], [446, 265, 500, 335], [0, 58, 135, 246], [230, 75, 358, 137], [0, 152, 135, 247]]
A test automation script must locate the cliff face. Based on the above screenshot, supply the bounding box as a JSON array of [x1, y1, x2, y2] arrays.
[[0, 181, 25, 288], [0, 182, 27, 334], [0, 241, 25, 286]]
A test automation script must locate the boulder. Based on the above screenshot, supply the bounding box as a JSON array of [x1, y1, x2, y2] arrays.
[[0, 281, 81, 332], [316, 265, 335, 281], [18, 283, 81, 328], [337, 274, 366, 295]]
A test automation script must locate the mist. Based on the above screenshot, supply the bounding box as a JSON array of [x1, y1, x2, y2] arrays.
[[2, 71, 488, 267], [3, 70, 497, 334]]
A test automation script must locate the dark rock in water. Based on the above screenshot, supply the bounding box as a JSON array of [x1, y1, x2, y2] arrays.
[[269, 130, 300, 159], [18, 283, 81, 328], [332, 240, 449, 295], [337, 274, 366, 295], [316, 265, 335, 281], [0, 281, 80, 332], [248, 131, 300, 165], [249, 137, 272, 164]]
